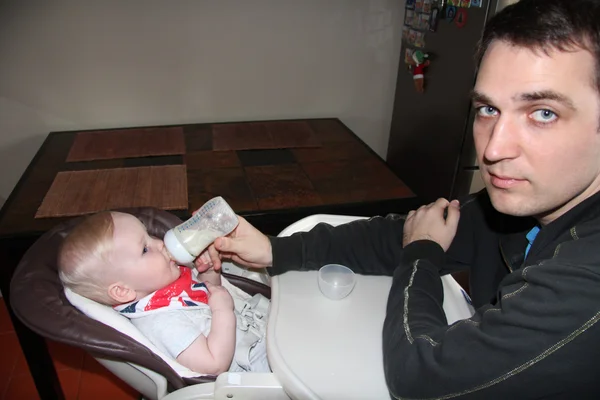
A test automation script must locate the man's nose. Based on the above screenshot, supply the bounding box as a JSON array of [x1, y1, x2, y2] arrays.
[[483, 115, 521, 163]]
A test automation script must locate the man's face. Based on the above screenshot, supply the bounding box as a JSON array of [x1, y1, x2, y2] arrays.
[[109, 213, 181, 298], [472, 40, 600, 224]]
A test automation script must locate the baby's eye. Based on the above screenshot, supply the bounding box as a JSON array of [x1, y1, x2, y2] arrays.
[[142, 245, 149, 255]]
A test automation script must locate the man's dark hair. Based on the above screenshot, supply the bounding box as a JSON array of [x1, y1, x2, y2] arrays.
[[476, 0, 600, 91]]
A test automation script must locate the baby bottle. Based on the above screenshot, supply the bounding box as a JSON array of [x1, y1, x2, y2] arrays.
[[164, 196, 239, 267]]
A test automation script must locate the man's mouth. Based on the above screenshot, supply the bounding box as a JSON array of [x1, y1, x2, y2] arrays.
[[488, 172, 526, 189]]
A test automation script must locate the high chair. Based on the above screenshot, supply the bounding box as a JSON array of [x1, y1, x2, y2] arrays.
[[10, 209, 474, 400], [10, 207, 287, 400]]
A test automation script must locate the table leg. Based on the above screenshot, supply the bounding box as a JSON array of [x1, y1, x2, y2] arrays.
[[0, 241, 65, 400]]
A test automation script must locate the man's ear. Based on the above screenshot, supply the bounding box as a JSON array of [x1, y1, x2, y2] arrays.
[[108, 282, 137, 304]]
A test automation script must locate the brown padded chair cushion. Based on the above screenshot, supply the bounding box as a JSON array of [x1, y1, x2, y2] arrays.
[[10, 207, 271, 391]]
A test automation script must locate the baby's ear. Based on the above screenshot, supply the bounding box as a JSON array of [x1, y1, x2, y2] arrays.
[[108, 282, 136, 304]]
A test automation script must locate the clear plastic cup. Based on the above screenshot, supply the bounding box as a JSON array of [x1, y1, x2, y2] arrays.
[[164, 196, 238, 267], [318, 264, 357, 300]]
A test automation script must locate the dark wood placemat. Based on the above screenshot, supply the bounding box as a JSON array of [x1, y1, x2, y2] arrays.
[[66, 127, 186, 162], [36, 165, 188, 218], [212, 121, 321, 151]]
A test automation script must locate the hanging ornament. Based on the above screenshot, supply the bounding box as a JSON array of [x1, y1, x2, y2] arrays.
[[410, 50, 431, 93], [446, 5, 457, 22], [455, 8, 468, 28], [429, 5, 440, 32]]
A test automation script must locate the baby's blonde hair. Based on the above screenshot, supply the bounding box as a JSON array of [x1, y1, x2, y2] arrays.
[[58, 211, 117, 305]]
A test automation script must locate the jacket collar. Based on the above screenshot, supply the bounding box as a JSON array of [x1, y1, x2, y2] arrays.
[[499, 190, 600, 271]]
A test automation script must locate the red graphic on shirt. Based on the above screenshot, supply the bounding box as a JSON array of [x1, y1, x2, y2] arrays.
[[145, 267, 209, 311]]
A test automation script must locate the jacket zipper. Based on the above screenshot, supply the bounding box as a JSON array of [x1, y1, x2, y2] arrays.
[[499, 243, 513, 273]]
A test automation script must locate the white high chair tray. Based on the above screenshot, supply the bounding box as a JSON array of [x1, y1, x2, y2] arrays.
[[268, 214, 474, 400]]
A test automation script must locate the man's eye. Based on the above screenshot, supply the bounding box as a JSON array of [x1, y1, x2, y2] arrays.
[[476, 105, 498, 117], [531, 109, 557, 123], [142, 246, 149, 255]]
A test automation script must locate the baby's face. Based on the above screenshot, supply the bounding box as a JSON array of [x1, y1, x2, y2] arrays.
[[109, 213, 181, 298]]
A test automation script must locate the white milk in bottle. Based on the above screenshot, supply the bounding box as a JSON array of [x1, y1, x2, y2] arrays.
[[164, 196, 238, 267]]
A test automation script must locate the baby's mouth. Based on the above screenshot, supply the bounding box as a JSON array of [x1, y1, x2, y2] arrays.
[[165, 251, 177, 269], [165, 248, 175, 262]]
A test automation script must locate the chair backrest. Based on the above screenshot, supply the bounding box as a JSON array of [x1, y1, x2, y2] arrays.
[[9, 207, 270, 391]]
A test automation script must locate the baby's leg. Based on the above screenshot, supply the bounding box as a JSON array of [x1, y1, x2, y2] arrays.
[[247, 336, 270, 372], [230, 324, 270, 372]]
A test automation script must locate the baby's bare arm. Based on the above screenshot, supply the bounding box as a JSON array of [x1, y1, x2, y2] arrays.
[[176, 283, 235, 374], [176, 310, 235, 374]]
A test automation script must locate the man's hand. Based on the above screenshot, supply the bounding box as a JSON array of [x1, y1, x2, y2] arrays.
[[194, 215, 273, 272], [403, 198, 460, 252], [206, 282, 234, 313]]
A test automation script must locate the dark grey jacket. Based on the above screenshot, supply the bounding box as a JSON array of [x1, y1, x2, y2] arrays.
[[268, 190, 600, 399]]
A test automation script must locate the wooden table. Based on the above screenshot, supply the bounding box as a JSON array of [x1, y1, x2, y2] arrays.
[[0, 118, 420, 399]]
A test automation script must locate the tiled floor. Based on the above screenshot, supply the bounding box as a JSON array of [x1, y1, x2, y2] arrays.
[[0, 297, 139, 400]]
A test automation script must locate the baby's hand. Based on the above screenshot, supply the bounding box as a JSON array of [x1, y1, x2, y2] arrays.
[[206, 282, 234, 313], [194, 249, 213, 273], [197, 265, 222, 286]]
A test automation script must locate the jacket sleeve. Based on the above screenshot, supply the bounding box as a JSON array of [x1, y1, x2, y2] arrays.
[[267, 194, 482, 278], [383, 241, 600, 399], [267, 215, 406, 276]]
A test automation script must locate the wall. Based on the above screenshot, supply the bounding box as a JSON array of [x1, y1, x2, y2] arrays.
[[0, 0, 404, 201]]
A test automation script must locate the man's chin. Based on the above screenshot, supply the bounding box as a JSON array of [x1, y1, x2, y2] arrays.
[[487, 191, 529, 217]]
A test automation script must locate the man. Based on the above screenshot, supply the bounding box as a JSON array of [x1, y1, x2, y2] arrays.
[[198, 0, 600, 397]]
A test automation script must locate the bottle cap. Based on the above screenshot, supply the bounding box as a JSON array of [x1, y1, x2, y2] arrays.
[[164, 229, 196, 266]]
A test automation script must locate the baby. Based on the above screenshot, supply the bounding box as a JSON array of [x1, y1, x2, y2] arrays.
[[58, 211, 270, 375]]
